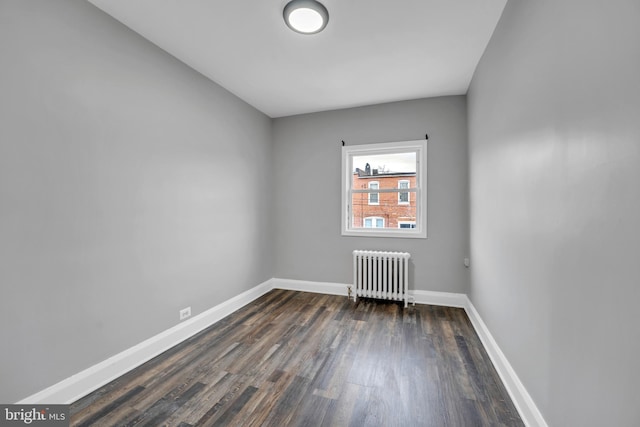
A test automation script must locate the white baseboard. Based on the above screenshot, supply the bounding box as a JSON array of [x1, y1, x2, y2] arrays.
[[17, 279, 274, 405], [462, 297, 548, 427], [17, 277, 547, 427], [411, 289, 468, 307], [272, 278, 350, 296], [271, 279, 466, 309]]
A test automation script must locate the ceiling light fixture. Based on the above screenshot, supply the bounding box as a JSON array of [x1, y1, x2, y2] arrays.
[[283, 0, 329, 35]]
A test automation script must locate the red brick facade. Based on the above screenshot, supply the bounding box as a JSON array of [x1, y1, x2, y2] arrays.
[[351, 172, 417, 229]]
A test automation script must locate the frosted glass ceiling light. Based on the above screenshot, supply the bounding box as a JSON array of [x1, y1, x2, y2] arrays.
[[283, 0, 329, 34]]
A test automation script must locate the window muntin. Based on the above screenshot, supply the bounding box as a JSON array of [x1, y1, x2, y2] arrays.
[[341, 140, 427, 238]]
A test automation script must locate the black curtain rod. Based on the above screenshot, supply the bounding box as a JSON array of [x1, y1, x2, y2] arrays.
[[340, 134, 428, 147]]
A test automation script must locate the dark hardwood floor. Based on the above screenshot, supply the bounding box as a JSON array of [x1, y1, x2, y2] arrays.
[[70, 289, 524, 426]]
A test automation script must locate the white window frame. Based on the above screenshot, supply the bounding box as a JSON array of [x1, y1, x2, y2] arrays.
[[364, 216, 385, 228], [398, 180, 410, 205], [342, 139, 427, 239], [368, 181, 379, 205]]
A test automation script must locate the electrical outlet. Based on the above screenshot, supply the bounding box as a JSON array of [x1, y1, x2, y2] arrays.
[[464, 257, 470, 268], [179, 307, 191, 321]]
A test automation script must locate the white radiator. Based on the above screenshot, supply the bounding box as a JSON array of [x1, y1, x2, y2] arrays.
[[352, 250, 411, 308]]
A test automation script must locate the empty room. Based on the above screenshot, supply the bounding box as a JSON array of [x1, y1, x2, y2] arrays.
[[1, 0, 639, 426]]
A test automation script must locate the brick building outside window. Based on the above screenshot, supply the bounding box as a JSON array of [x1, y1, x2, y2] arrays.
[[351, 165, 417, 229]]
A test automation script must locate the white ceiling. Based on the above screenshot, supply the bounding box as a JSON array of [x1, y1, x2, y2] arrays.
[[88, 0, 507, 118]]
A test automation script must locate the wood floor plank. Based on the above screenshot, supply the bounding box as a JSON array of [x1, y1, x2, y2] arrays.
[[70, 290, 524, 426], [74, 385, 145, 427], [137, 381, 206, 427], [261, 375, 311, 427], [209, 385, 258, 427]]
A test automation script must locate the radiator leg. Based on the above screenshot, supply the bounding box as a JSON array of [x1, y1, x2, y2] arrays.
[[348, 286, 357, 303]]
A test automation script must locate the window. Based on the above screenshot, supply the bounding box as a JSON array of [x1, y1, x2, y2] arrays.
[[342, 139, 427, 238], [368, 181, 379, 205], [398, 180, 410, 204], [398, 221, 416, 229], [364, 217, 385, 228]]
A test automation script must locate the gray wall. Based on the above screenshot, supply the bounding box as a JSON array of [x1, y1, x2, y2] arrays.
[[468, 0, 640, 426], [0, 0, 273, 403], [272, 97, 470, 293]]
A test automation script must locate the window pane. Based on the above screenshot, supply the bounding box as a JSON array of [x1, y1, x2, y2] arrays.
[[368, 182, 379, 204], [352, 152, 417, 175], [399, 180, 409, 203], [363, 217, 385, 228], [351, 189, 417, 229], [350, 153, 417, 230]]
